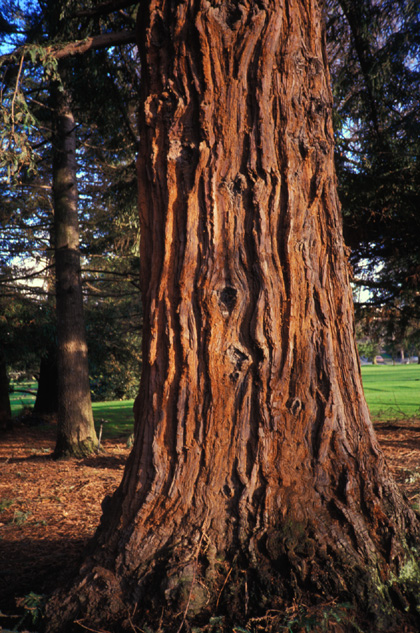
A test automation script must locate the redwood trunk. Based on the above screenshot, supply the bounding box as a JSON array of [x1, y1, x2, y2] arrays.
[[47, 1, 420, 631], [52, 76, 97, 458]]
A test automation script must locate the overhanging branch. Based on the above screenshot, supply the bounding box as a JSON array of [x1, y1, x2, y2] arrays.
[[52, 30, 137, 59], [0, 30, 137, 65]]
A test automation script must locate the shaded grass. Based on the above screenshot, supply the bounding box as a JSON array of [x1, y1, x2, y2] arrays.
[[361, 364, 420, 420], [10, 381, 37, 415]]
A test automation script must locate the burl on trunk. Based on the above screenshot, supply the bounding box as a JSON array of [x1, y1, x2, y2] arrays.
[[47, 1, 420, 631]]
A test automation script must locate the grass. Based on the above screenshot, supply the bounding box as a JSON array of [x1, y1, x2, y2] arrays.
[[9, 381, 37, 415], [361, 364, 420, 420], [92, 399, 134, 439]]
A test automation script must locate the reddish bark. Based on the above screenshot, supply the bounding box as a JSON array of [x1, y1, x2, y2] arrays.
[[46, 1, 420, 631]]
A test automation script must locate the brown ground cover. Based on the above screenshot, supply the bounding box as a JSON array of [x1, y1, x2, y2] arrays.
[[0, 419, 420, 631], [0, 421, 130, 629]]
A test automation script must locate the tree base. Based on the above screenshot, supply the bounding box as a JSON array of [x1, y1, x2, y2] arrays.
[[53, 437, 98, 459], [45, 515, 420, 633]]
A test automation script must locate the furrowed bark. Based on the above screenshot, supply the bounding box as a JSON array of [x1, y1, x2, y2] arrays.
[[46, 1, 420, 631]]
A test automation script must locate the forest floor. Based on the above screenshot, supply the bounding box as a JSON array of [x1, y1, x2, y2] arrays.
[[1, 418, 420, 632]]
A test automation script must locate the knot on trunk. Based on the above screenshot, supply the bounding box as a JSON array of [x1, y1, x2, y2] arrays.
[[219, 286, 238, 315], [287, 398, 302, 416]]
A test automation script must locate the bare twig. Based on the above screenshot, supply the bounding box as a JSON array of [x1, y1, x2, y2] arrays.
[[10, 54, 24, 139], [52, 31, 136, 59], [73, 619, 112, 633], [127, 613, 142, 632], [11, 388, 37, 396], [215, 564, 233, 609], [74, 0, 137, 18], [0, 31, 136, 66]]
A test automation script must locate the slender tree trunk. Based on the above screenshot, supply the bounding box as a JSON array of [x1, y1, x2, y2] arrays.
[[47, 2, 420, 631], [34, 240, 58, 419], [51, 75, 97, 458], [0, 352, 12, 431], [33, 348, 58, 417]]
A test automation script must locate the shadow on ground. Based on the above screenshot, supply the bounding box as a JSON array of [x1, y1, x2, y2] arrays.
[[0, 536, 87, 622]]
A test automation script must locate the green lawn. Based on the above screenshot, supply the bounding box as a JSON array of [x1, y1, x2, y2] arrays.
[[361, 364, 420, 420], [92, 400, 135, 439], [9, 382, 37, 414]]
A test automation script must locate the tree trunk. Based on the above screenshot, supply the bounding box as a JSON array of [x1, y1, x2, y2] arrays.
[[47, 1, 420, 631], [0, 352, 12, 431], [51, 75, 97, 458], [33, 348, 59, 417]]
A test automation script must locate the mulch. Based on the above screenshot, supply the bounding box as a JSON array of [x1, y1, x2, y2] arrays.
[[373, 419, 420, 507], [0, 421, 130, 626], [0, 418, 420, 630]]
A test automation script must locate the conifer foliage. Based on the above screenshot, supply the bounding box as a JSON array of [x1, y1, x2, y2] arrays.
[[327, 0, 420, 329]]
